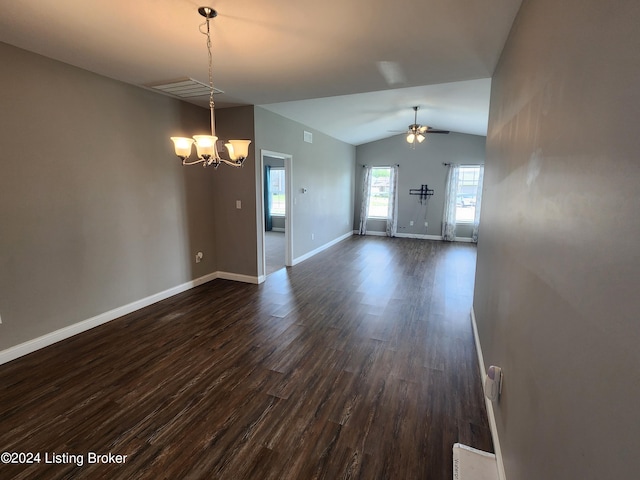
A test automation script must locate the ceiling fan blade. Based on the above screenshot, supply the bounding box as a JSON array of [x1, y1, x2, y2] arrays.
[[425, 129, 450, 134]]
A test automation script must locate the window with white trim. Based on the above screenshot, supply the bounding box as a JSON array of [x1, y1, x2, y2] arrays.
[[367, 167, 391, 218], [455, 166, 481, 223], [270, 168, 285, 216]]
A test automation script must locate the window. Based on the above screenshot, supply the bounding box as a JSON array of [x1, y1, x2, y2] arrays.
[[455, 166, 481, 223], [270, 168, 285, 216], [367, 167, 391, 218]]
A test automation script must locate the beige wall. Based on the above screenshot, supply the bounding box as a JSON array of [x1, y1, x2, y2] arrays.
[[0, 42, 217, 351], [474, 0, 640, 478]]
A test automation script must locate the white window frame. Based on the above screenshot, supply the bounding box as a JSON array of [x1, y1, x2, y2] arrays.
[[367, 166, 392, 219], [455, 165, 481, 224], [270, 167, 286, 217]]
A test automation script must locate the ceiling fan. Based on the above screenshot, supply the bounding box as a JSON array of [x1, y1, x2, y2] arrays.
[[403, 106, 449, 147]]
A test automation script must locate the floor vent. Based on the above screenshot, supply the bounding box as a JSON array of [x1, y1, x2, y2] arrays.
[[453, 444, 499, 480], [145, 78, 224, 99]]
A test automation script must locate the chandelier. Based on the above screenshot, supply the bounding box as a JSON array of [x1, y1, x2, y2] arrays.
[[170, 7, 251, 168]]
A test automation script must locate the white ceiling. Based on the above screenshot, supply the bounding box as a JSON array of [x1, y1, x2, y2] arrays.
[[0, 0, 522, 145]]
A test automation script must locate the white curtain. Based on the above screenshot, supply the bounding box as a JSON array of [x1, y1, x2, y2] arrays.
[[472, 165, 485, 243], [358, 166, 373, 235], [442, 163, 460, 241], [386, 165, 399, 237]]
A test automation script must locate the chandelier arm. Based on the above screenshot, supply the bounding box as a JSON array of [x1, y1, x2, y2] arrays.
[[219, 159, 244, 167], [182, 158, 205, 166]]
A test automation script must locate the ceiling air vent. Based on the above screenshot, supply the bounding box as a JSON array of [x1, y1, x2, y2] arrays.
[[145, 78, 224, 99], [304, 131, 313, 143]]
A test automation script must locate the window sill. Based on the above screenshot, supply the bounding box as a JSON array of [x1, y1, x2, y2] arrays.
[[270, 213, 285, 217]]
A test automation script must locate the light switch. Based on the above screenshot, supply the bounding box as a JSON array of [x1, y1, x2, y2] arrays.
[[236, 200, 242, 209]]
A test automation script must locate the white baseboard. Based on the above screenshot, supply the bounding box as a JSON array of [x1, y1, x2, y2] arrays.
[[216, 271, 262, 284], [353, 230, 474, 243], [352, 230, 387, 237], [292, 231, 353, 266], [0, 270, 259, 366], [355, 230, 434, 238], [471, 307, 506, 480], [395, 233, 443, 241]]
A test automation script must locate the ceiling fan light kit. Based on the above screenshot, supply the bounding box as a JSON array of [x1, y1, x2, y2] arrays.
[[405, 106, 449, 148], [406, 132, 426, 144], [169, 6, 251, 169]]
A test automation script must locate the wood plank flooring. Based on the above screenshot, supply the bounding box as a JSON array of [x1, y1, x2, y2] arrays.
[[0, 236, 492, 479]]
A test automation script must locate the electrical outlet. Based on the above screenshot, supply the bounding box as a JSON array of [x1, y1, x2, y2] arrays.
[[0, 313, 2, 324], [195, 252, 204, 263], [311, 233, 315, 240], [410, 221, 414, 226], [425, 222, 428, 227]]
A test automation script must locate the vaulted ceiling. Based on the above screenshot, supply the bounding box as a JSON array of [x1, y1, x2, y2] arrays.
[[0, 0, 522, 145]]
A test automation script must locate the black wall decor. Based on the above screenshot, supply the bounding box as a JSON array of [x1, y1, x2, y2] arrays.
[[409, 184, 434, 204]]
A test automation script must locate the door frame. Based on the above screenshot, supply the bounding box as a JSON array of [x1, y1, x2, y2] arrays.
[[259, 149, 293, 279]]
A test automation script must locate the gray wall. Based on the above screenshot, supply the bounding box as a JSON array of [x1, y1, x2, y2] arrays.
[[0, 42, 218, 351], [254, 107, 356, 262], [354, 132, 486, 238], [474, 0, 640, 478]]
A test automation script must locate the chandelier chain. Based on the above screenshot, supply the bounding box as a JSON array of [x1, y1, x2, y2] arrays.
[[201, 18, 215, 112]]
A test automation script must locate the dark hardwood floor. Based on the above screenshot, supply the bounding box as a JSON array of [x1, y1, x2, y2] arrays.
[[0, 236, 492, 479]]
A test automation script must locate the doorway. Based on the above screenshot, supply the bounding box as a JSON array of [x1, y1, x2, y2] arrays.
[[260, 150, 293, 278]]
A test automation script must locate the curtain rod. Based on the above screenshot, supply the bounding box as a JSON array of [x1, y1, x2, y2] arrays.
[[442, 162, 483, 166], [362, 164, 399, 167]]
